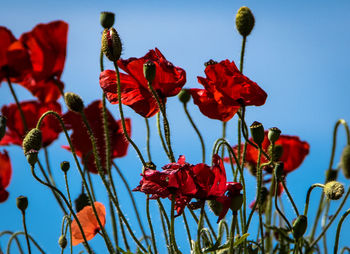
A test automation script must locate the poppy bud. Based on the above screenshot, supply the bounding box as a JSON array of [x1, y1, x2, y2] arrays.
[[16, 196, 28, 212], [64, 92, 84, 113], [178, 89, 191, 104], [22, 128, 42, 154], [0, 115, 6, 141], [230, 194, 243, 212], [324, 181, 344, 200], [268, 127, 281, 143], [101, 28, 122, 62], [26, 149, 38, 166], [60, 161, 70, 173], [235, 6, 255, 37], [204, 59, 218, 66], [74, 192, 91, 212], [58, 235, 67, 249], [207, 200, 223, 216], [143, 61, 156, 83], [100, 11, 115, 29], [292, 215, 307, 240], [340, 145, 350, 179], [325, 169, 338, 182], [250, 121, 264, 147], [274, 162, 284, 181]]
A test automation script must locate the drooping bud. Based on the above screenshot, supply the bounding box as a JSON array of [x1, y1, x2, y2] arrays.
[[100, 11, 115, 29], [16, 196, 28, 212], [230, 194, 243, 212], [143, 61, 156, 83], [60, 161, 70, 173], [324, 181, 344, 200], [0, 115, 6, 141], [64, 92, 84, 113], [340, 145, 350, 179], [292, 215, 307, 239], [74, 192, 91, 212], [325, 169, 338, 182], [178, 89, 191, 104], [274, 162, 284, 181], [22, 128, 42, 154], [235, 7, 255, 37], [207, 200, 223, 216], [268, 127, 281, 143], [101, 28, 122, 62], [58, 235, 68, 249], [250, 121, 264, 147]]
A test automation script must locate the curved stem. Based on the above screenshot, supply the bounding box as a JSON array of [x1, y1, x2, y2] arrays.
[[0, 231, 24, 254], [145, 117, 152, 161], [6, 232, 45, 254], [341, 247, 350, 254], [183, 103, 205, 163], [304, 184, 325, 216], [334, 208, 350, 254], [21, 211, 31, 254], [274, 179, 292, 231], [329, 119, 350, 170], [281, 180, 300, 216]]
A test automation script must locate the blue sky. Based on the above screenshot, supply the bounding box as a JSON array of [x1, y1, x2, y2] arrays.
[[1, 0, 350, 253]]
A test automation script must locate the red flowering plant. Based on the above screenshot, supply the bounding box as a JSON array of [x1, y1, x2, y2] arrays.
[[1, 7, 350, 254]]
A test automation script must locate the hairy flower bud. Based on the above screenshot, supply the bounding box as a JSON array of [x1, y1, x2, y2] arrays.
[[60, 161, 70, 173], [250, 121, 264, 146], [22, 128, 42, 154], [178, 89, 191, 104], [292, 215, 307, 239], [268, 127, 281, 143], [235, 6, 255, 37], [143, 61, 156, 83], [324, 181, 344, 200], [58, 235, 68, 249], [207, 200, 223, 216], [101, 28, 122, 62], [100, 11, 115, 29], [0, 115, 6, 141], [341, 145, 350, 179], [64, 92, 84, 113], [16, 196, 28, 212], [74, 192, 91, 212]]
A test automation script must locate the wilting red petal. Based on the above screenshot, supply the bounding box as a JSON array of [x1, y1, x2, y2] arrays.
[[0, 27, 16, 68], [71, 202, 106, 246], [0, 101, 62, 147], [215, 182, 243, 222], [0, 150, 12, 203], [63, 100, 130, 173]]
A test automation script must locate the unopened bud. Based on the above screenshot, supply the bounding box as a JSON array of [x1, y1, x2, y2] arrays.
[[250, 121, 264, 146], [235, 7, 255, 37], [58, 235, 67, 249], [143, 61, 156, 83], [26, 149, 38, 166], [16, 196, 28, 212], [60, 161, 70, 173], [101, 28, 122, 62], [292, 215, 307, 239], [325, 169, 338, 182], [0, 115, 6, 141], [207, 200, 223, 216], [341, 145, 350, 179], [230, 194, 243, 212], [100, 11, 115, 29], [268, 127, 281, 143], [22, 128, 42, 154], [64, 92, 84, 113], [178, 89, 191, 104], [274, 162, 284, 181], [324, 181, 344, 200], [74, 193, 91, 212]]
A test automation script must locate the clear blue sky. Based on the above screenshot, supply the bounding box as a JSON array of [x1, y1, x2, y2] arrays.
[[1, 0, 350, 253]]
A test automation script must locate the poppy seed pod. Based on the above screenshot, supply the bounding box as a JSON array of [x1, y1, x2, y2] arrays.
[[74, 192, 91, 212], [64, 92, 84, 113], [250, 121, 264, 146], [341, 145, 350, 179], [16, 196, 28, 212], [236, 6, 255, 37], [178, 89, 191, 104], [22, 128, 42, 154], [101, 28, 122, 62], [60, 161, 70, 173], [268, 127, 281, 143], [0, 115, 6, 141], [143, 60, 156, 83], [325, 168, 338, 182], [58, 235, 68, 249], [100, 11, 115, 29], [292, 215, 307, 239], [207, 200, 223, 216], [324, 181, 344, 200]]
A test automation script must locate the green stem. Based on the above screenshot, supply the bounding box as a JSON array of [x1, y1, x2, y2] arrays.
[[147, 197, 158, 254], [63, 172, 73, 254], [221, 121, 227, 158], [239, 36, 247, 73], [334, 209, 350, 254], [274, 175, 292, 231], [0, 231, 24, 254], [229, 213, 237, 254], [21, 211, 31, 254], [182, 211, 192, 250], [157, 112, 171, 160], [119, 214, 130, 251], [109, 199, 119, 250], [303, 184, 325, 216], [160, 206, 170, 248], [145, 118, 152, 161], [341, 247, 350, 254], [197, 203, 205, 254], [203, 211, 217, 241], [322, 200, 330, 254], [256, 147, 265, 254], [6, 232, 45, 254], [183, 103, 205, 163], [170, 195, 181, 253], [281, 180, 299, 216]]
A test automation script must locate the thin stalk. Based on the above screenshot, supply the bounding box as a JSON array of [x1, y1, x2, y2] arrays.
[[147, 197, 158, 254], [21, 211, 31, 254], [221, 121, 227, 158], [182, 211, 192, 250], [197, 203, 205, 254], [6, 232, 45, 254], [0, 231, 24, 254], [109, 200, 119, 250], [239, 36, 247, 73], [303, 184, 325, 216], [274, 175, 292, 231], [333, 209, 350, 254], [256, 148, 265, 254], [203, 211, 217, 241], [170, 195, 181, 253], [119, 214, 130, 251], [160, 206, 170, 248], [64, 172, 73, 254], [157, 112, 171, 160], [43, 147, 55, 187], [322, 201, 330, 254], [281, 181, 300, 216], [145, 118, 152, 161], [6, 77, 27, 130], [229, 213, 237, 254]]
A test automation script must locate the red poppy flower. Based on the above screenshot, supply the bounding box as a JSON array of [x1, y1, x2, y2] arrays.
[[0, 100, 62, 147], [63, 100, 130, 174], [19, 21, 68, 103], [0, 150, 12, 202], [100, 48, 186, 118], [71, 202, 106, 246], [190, 59, 267, 121], [0, 27, 32, 83]]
